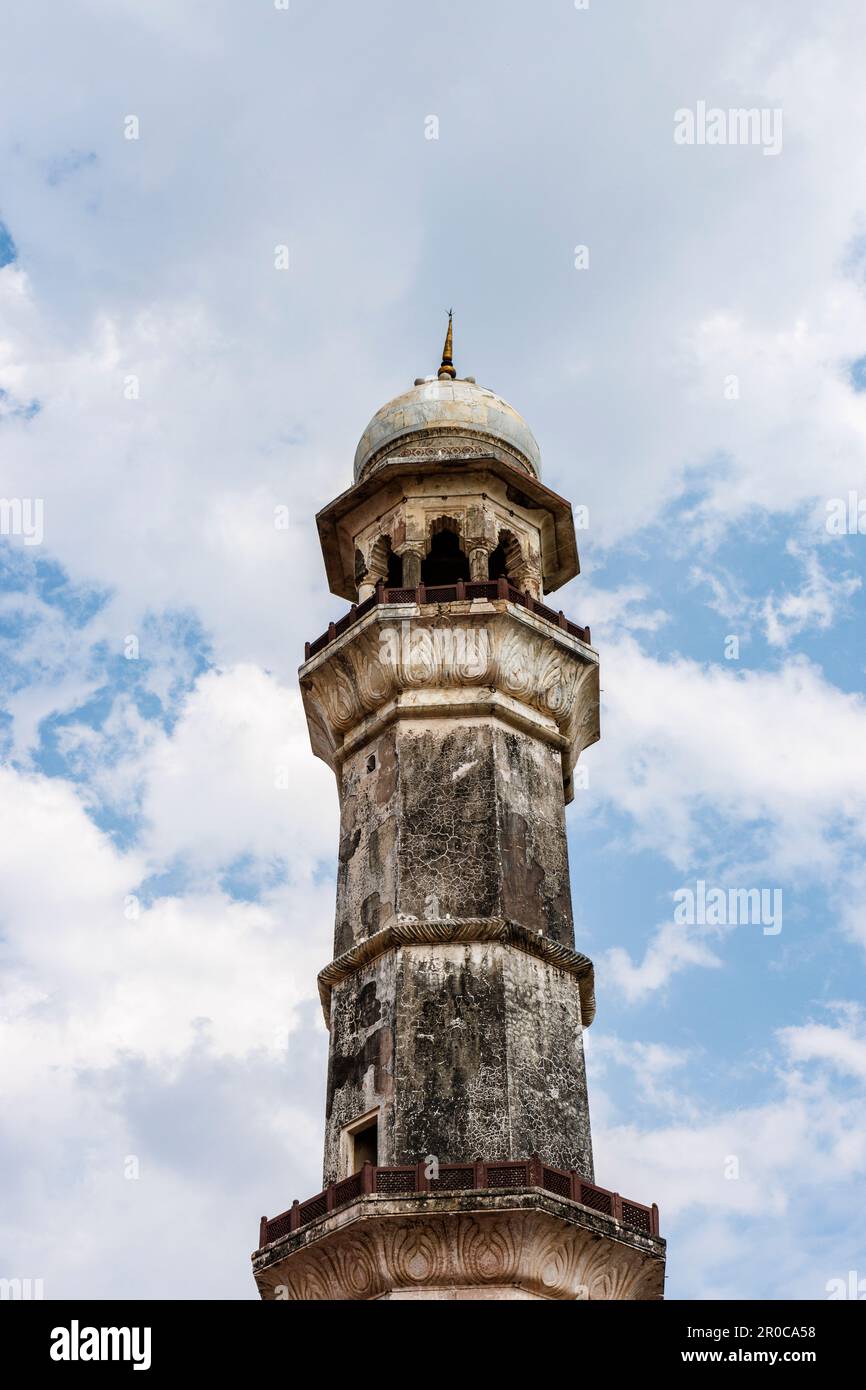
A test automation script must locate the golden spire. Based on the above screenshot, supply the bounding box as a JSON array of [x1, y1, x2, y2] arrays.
[[438, 309, 456, 379]]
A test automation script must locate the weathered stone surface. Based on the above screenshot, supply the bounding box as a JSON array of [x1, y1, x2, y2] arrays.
[[323, 953, 395, 1182], [393, 944, 592, 1176], [321, 705, 595, 1185], [398, 726, 500, 921], [322, 942, 592, 1185], [333, 727, 399, 958], [253, 1190, 665, 1301], [301, 603, 599, 804], [331, 718, 577, 957]]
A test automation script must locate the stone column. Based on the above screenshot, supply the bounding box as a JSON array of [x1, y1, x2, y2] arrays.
[[354, 547, 374, 603], [512, 558, 543, 600], [469, 545, 492, 581], [466, 501, 496, 582], [398, 544, 424, 589]]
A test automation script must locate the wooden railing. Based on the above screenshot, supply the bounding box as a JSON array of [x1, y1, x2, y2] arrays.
[[304, 578, 591, 661], [258, 1155, 659, 1248]]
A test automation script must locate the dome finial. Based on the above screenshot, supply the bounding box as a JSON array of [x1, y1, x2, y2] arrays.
[[438, 309, 456, 380]]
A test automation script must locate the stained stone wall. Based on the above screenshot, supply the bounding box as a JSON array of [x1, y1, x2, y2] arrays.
[[323, 715, 592, 1185], [490, 725, 574, 946], [323, 942, 592, 1184], [332, 718, 574, 958], [393, 942, 592, 1176], [334, 726, 400, 959], [323, 953, 396, 1183]]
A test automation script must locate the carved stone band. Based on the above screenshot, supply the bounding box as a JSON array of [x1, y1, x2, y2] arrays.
[[253, 1190, 666, 1301], [300, 601, 600, 799]]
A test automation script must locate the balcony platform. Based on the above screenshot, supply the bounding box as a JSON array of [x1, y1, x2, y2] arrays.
[[305, 578, 591, 662], [253, 1159, 664, 1301]]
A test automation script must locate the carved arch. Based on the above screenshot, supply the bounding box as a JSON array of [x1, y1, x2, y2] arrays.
[[367, 534, 402, 587], [422, 515, 469, 586], [488, 528, 524, 583], [427, 513, 464, 545]]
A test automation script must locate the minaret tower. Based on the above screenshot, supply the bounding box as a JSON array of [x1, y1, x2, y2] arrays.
[[253, 321, 666, 1300]]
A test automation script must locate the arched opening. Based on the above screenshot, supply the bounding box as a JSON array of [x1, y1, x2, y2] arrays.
[[488, 529, 523, 584], [422, 526, 470, 586], [368, 534, 403, 589], [488, 542, 508, 581], [386, 547, 403, 587]]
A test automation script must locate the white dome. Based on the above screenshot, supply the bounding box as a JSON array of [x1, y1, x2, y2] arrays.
[[353, 377, 542, 482]]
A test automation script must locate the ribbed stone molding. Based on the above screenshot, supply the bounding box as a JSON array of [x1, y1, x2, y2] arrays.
[[253, 1191, 665, 1302], [300, 601, 599, 800], [317, 917, 596, 1028]]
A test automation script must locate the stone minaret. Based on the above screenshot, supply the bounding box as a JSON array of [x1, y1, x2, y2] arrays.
[[253, 322, 665, 1301]]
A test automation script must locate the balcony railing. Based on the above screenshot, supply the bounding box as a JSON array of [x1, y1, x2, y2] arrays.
[[304, 578, 591, 662], [258, 1155, 659, 1248]]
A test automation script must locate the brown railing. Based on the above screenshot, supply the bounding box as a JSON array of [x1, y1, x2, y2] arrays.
[[258, 1155, 659, 1247], [304, 578, 592, 661]]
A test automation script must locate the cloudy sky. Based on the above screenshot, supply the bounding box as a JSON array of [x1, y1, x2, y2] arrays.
[[1, 0, 865, 1300]]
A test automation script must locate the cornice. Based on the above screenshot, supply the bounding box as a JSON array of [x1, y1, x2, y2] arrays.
[[317, 917, 596, 1028], [300, 601, 600, 800]]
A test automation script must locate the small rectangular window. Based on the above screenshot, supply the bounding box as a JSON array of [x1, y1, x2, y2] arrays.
[[351, 1117, 378, 1172], [341, 1109, 380, 1178]]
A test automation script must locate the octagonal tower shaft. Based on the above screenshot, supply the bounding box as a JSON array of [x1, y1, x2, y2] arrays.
[[254, 353, 666, 1302], [319, 709, 595, 1185], [301, 410, 600, 1190]]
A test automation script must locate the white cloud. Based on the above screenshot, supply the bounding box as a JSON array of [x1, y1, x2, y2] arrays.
[[778, 1006, 866, 1081], [585, 1032, 694, 1116], [690, 544, 861, 650], [593, 637, 866, 881], [762, 544, 861, 647], [0, 666, 341, 1100], [602, 920, 724, 1004], [0, 755, 335, 1298], [570, 574, 670, 637], [593, 1009, 866, 1297], [136, 663, 337, 879], [0, 763, 334, 1090], [580, 638, 866, 998]]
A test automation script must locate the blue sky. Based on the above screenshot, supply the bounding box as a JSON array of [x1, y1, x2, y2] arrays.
[[1, 0, 865, 1300]]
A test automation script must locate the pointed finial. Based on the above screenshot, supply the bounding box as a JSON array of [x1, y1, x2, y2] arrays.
[[438, 309, 456, 379]]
